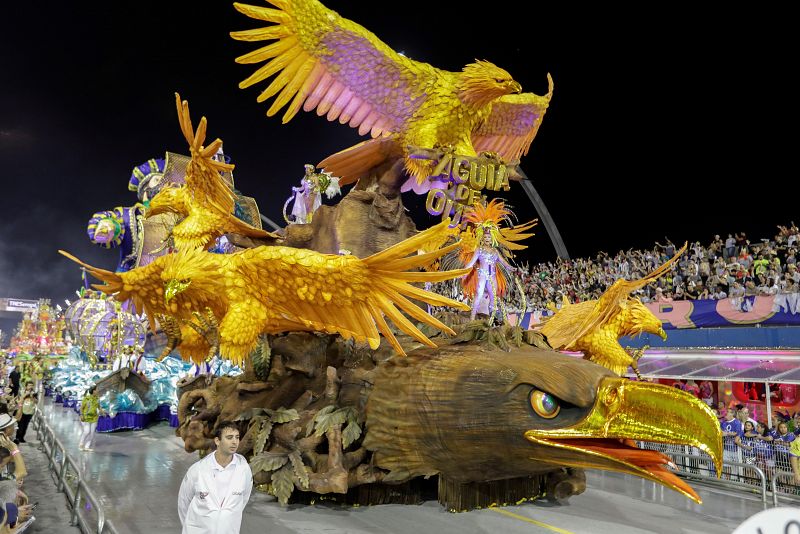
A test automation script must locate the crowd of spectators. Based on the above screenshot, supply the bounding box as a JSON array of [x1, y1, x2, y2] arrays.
[[0, 360, 37, 532], [663, 379, 800, 488], [717, 402, 800, 487], [517, 223, 800, 312]]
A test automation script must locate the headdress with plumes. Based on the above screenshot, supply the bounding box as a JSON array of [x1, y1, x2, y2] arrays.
[[463, 198, 514, 248]]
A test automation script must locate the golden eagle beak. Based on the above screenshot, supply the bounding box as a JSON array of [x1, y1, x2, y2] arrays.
[[144, 200, 165, 218], [524, 377, 722, 504], [164, 279, 191, 304], [510, 81, 522, 93], [658, 327, 667, 340]]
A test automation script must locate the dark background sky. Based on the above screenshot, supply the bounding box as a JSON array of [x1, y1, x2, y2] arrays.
[[0, 1, 795, 336]]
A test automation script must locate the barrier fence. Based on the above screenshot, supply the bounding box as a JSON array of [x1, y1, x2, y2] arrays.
[[638, 441, 800, 506], [32, 407, 121, 534]]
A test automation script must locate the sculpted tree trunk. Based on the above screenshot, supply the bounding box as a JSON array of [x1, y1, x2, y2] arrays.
[[174, 322, 587, 509]]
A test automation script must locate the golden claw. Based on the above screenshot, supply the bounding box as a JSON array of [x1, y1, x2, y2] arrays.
[[626, 345, 649, 380], [478, 150, 503, 163], [156, 314, 182, 362], [186, 307, 220, 362]]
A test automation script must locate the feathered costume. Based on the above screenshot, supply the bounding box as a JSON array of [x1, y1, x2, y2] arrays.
[[443, 200, 537, 319]]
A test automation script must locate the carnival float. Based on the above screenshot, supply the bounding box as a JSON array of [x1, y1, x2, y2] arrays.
[[7, 300, 69, 359], [5, 300, 69, 389], [58, 0, 722, 512]]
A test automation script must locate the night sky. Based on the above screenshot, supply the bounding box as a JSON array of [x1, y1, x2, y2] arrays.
[[0, 1, 794, 321]]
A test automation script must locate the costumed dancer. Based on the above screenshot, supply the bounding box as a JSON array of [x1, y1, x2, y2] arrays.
[[78, 386, 99, 452], [112, 345, 134, 372], [283, 164, 340, 224], [28, 358, 43, 395], [15, 383, 37, 444], [450, 199, 537, 321]]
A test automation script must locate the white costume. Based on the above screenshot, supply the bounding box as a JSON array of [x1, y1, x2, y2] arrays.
[[178, 452, 253, 534]]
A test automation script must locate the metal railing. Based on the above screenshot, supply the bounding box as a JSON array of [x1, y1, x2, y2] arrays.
[[638, 441, 800, 506], [671, 450, 768, 503], [32, 407, 122, 534], [772, 470, 800, 507]]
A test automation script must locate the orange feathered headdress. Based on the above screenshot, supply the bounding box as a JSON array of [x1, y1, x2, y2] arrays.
[[463, 199, 512, 247]]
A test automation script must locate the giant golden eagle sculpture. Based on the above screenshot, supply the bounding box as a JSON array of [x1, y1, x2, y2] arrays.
[[145, 93, 277, 251], [60, 221, 470, 366], [230, 0, 553, 185], [540, 244, 687, 376]]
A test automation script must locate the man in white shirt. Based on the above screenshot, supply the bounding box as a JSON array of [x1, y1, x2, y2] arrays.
[[178, 421, 253, 534]]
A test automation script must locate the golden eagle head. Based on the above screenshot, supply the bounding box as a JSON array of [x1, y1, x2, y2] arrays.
[[160, 248, 221, 313], [459, 60, 521, 107], [621, 299, 667, 340], [365, 348, 721, 504], [145, 185, 186, 217]]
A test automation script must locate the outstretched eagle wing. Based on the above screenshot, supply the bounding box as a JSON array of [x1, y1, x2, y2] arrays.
[[541, 243, 687, 349], [472, 80, 554, 164], [231, 0, 441, 135], [58, 250, 167, 332], [236, 220, 470, 355]]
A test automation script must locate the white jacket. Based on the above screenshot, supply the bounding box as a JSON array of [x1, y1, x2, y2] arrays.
[[178, 452, 253, 534]]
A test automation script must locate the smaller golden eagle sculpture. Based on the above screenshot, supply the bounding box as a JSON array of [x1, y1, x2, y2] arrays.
[[539, 244, 687, 376], [60, 221, 470, 366], [145, 93, 277, 251]]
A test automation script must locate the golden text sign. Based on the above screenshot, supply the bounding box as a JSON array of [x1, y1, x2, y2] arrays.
[[423, 154, 512, 225]]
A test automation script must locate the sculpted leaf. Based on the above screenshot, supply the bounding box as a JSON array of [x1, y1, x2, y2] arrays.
[[307, 405, 337, 437], [268, 407, 300, 424], [235, 407, 268, 421], [271, 464, 295, 505], [342, 421, 362, 449], [509, 324, 524, 347], [288, 451, 309, 490], [313, 408, 348, 438], [524, 329, 552, 350], [250, 451, 288, 474], [252, 337, 272, 380], [254, 420, 273, 455]]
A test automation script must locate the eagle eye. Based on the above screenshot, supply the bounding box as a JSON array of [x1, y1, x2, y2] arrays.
[[530, 389, 560, 419]]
